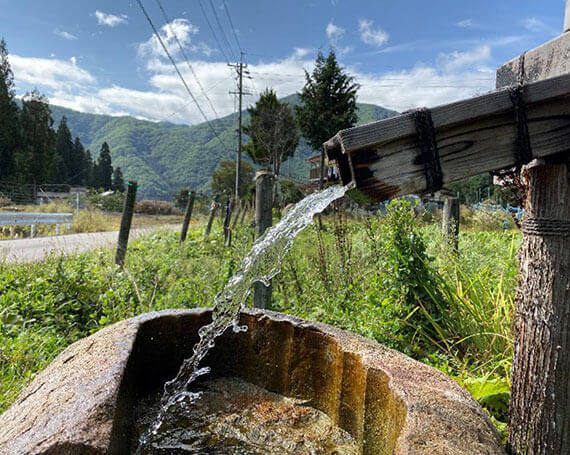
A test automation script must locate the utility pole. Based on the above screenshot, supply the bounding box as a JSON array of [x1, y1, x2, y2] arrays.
[[229, 52, 252, 202]]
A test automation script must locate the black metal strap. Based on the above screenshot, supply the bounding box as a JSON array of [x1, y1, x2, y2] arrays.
[[410, 108, 443, 194], [509, 84, 533, 167], [517, 52, 526, 85], [521, 218, 570, 236]]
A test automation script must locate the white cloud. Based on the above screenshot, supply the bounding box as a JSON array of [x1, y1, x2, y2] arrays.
[[53, 29, 77, 40], [438, 45, 491, 72], [10, 55, 95, 90], [10, 40, 496, 126], [522, 17, 557, 36], [292, 47, 313, 59], [138, 19, 199, 58], [326, 21, 345, 42], [359, 19, 388, 47], [95, 10, 128, 27], [456, 19, 475, 29]]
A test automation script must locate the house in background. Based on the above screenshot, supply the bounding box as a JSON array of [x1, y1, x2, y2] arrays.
[[304, 154, 339, 192]]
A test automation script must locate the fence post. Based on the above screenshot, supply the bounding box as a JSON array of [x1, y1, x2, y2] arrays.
[[253, 171, 274, 309], [115, 181, 137, 266], [442, 196, 459, 252], [179, 190, 196, 243], [204, 199, 218, 241], [231, 198, 242, 230], [223, 199, 233, 246]]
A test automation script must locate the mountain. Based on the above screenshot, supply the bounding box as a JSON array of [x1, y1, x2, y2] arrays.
[[48, 96, 398, 199]]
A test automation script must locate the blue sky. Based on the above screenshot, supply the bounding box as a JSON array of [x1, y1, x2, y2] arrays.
[[0, 0, 566, 125]]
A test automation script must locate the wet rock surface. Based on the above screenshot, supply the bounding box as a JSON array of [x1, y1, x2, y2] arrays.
[[0, 309, 507, 454], [133, 377, 358, 454]]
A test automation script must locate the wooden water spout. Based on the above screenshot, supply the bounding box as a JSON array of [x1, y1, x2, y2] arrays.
[[325, 5, 570, 452]]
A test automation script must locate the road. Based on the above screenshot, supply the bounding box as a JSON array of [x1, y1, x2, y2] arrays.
[[0, 226, 179, 264]]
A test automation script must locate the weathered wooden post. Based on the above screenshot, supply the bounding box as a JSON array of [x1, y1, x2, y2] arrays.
[[239, 200, 248, 225], [442, 196, 459, 252], [179, 190, 195, 243], [115, 180, 137, 266], [231, 198, 242, 230], [223, 199, 233, 246], [203, 199, 218, 241], [253, 170, 274, 309], [497, 6, 570, 453]]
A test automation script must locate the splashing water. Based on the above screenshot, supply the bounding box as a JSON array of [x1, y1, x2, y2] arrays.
[[136, 183, 351, 454]]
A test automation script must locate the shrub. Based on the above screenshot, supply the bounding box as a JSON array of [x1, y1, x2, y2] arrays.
[[135, 200, 181, 215]]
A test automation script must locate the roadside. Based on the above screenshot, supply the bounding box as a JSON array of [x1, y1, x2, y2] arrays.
[[0, 225, 180, 263]]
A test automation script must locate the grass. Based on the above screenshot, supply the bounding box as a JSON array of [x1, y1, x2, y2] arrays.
[[0, 200, 188, 239], [0, 203, 517, 440]]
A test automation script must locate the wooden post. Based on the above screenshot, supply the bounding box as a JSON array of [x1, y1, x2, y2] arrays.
[[239, 200, 248, 225], [498, 6, 570, 453], [204, 199, 218, 241], [442, 196, 459, 252], [223, 199, 233, 246], [231, 198, 242, 230], [253, 171, 274, 309], [115, 180, 137, 266], [179, 190, 195, 243], [565, 0, 570, 32]]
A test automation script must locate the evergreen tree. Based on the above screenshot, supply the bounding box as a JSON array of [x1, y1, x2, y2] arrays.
[[72, 137, 89, 186], [244, 88, 298, 176], [94, 142, 113, 190], [295, 50, 359, 151], [0, 38, 20, 180], [55, 116, 73, 183], [111, 167, 125, 192], [85, 149, 94, 187], [19, 90, 56, 184]]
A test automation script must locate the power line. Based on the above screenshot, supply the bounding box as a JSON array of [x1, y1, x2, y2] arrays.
[[208, 0, 236, 61], [154, 0, 222, 120], [222, 0, 242, 53], [135, 0, 230, 152], [197, 0, 231, 64]]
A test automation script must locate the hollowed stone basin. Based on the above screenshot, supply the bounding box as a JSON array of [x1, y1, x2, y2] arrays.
[[0, 309, 506, 454]]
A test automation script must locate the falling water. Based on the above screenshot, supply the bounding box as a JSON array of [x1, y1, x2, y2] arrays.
[[136, 183, 352, 454]]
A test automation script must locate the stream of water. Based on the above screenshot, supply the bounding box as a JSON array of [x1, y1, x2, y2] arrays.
[[135, 183, 351, 454]]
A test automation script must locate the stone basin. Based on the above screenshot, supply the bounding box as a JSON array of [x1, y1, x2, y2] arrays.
[[0, 309, 506, 454]]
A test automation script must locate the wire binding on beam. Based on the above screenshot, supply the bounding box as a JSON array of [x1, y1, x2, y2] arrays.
[[409, 108, 443, 194]]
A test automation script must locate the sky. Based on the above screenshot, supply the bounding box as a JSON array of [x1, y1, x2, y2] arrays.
[[0, 0, 567, 126]]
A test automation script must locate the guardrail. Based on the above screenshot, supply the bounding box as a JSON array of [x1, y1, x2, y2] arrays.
[[0, 212, 74, 237]]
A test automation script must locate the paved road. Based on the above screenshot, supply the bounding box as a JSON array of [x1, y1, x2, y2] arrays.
[[0, 226, 179, 264]]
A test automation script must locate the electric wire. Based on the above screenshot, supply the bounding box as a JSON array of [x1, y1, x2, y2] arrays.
[[197, 0, 232, 64], [222, 0, 242, 53], [154, 0, 222, 120], [208, 0, 236, 61], [135, 0, 230, 152]]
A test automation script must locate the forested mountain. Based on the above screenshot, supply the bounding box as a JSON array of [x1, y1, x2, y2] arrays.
[[48, 95, 398, 198]]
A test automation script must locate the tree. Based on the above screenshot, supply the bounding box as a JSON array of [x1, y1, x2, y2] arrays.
[[212, 160, 254, 199], [72, 137, 90, 186], [295, 50, 359, 151], [0, 38, 20, 180], [173, 187, 191, 209], [112, 167, 125, 192], [244, 89, 299, 176], [55, 116, 73, 183], [19, 90, 56, 184], [92, 142, 113, 190]]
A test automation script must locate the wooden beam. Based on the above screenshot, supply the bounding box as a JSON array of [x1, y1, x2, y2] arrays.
[[324, 72, 570, 202]]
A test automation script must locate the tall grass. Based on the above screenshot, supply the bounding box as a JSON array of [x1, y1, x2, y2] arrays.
[[0, 206, 518, 436]]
